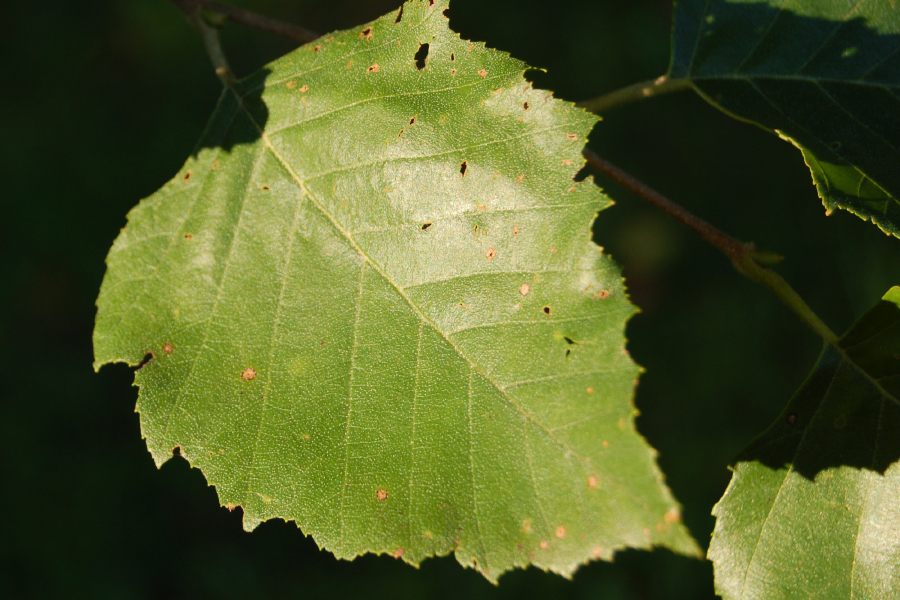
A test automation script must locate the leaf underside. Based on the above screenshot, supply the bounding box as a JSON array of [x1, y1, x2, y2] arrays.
[[710, 287, 900, 599], [93, 0, 698, 581], [671, 0, 900, 237]]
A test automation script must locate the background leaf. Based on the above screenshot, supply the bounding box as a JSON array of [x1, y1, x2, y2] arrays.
[[710, 287, 900, 599], [671, 0, 900, 237], [93, 0, 698, 581]]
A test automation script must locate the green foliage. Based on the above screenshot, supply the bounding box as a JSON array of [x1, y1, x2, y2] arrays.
[[710, 287, 900, 599], [671, 0, 900, 236], [90, 0, 900, 593], [93, 0, 698, 581]]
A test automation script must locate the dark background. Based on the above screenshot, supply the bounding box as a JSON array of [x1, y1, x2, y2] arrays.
[[2, 0, 897, 598]]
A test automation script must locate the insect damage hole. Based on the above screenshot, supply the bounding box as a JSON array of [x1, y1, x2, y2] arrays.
[[523, 101, 530, 110], [359, 27, 373, 40], [414, 43, 430, 70], [421, 222, 432, 231], [542, 306, 552, 315], [459, 161, 468, 177]]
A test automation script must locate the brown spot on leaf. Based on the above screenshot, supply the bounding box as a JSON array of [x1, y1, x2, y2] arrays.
[[346, 60, 354, 69], [566, 133, 579, 141], [298, 85, 309, 93], [211, 160, 220, 170], [261, 185, 270, 191], [586, 387, 594, 394], [656, 522, 665, 533], [286, 80, 297, 89], [513, 224, 519, 236], [539, 540, 549, 550], [182, 171, 192, 182], [163, 343, 174, 355], [588, 475, 599, 488], [313, 44, 322, 52], [421, 222, 432, 231], [367, 63, 380, 74], [410, 116, 417, 125], [183, 233, 193, 240], [555, 526, 566, 539], [485, 248, 496, 259], [376, 489, 389, 501], [664, 508, 681, 524], [594, 290, 610, 300], [592, 546, 603, 559], [522, 519, 532, 533], [478, 69, 487, 78], [563, 159, 572, 166], [460, 161, 468, 177], [543, 306, 551, 315], [516, 174, 525, 184], [242, 368, 257, 381], [519, 283, 530, 296], [603, 440, 610, 448], [393, 548, 405, 559], [359, 27, 373, 40], [523, 101, 529, 110]]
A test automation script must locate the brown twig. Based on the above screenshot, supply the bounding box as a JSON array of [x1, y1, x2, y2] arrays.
[[582, 148, 838, 344], [196, 0, 320, 44]]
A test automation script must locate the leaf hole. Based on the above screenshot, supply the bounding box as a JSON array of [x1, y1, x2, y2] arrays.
[[183, 233, 194, 241], [543, 306, 552, 315], [261, 185, 270, 191], [410, 116, 417, 125], [183, 171, 192, 182], [523, 102, 529, 110], [360, 27, 373, 40], [563, 336, 576, 345], [421, 222, 432, 231], [450, 53, 455, 61], [395, 5, 403, 23], [460, 161, 468, 177], [172, 445, 182, 457], [415, 43, 430, 70]]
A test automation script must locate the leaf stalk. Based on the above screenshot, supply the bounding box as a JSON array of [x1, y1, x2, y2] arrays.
[[168, 0, 237, 86], [577, 76, 692, 114]]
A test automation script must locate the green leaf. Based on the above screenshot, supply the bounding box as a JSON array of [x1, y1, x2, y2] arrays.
[[93, 0, 699, 581], [710, 287, 900, 599], [671, 0, 900, 237]]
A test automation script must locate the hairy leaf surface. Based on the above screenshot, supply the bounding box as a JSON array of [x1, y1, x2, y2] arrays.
[[710, 287, 900, 599], [672, 0, 900, 236], [93, 0, 698, 580]]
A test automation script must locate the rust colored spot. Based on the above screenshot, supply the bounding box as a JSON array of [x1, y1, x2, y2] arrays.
[[563, 159, 572, 166], [569, 186, 577, 192], [298, 85, 309, 93], [588, 475, 599, 488], [478, 69, 487, 78], [468, 44, 474, 51], [550, 248, 557, 253], [393, 548, 405, 559], [261, 185, 270, 191], [326, 37, 334, 42], [183, 171, 192, 182], [586, 387, 594, 394], [397, 129, 404, 139], [516, 174, 525, 184], [566, 133, 579, 141], [485, 248, 496, 259], [519, 283, 530, 296], [542, 306, 551, 315], [451, 68, 457, 76], [346, 60, 354, 69], [594, 290, 610, 300], [787, 413, 798, 426], [359, 27, 373, 40], [313, 44, 322, 52], [513, 224, 519, 236], [592, 546, 603, 559], [286, 81, 297, 89], [367, 63, 380, 74], [376, 489, 389, 501], [242, 368, 257, 381], [183, 233, 193, 240], [163, 343, 174, 355], [603, 440, 610, 448], [555, 526, 566, 539], [539, 540, 549, 550], [211, 160, 220, 170], [665, 508, 681, 524]]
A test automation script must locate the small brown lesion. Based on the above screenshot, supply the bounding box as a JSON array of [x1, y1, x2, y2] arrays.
[[366, 64, 380, 74], [393, 548, 405, 559], [183, 233, 193, 241], [163, 343, 174, 355], [359, 27, 373, 40], [478, 69, 487, 78], [485, 248, 496, 259], [242, 368, 257, 381], [376, 489, 389, 501], [182, 171, 193, 182]]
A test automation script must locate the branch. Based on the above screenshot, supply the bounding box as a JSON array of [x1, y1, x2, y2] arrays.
[[582, 148, 839, 345], [576, 76, 692, 114], [195, 0, 320, 44]]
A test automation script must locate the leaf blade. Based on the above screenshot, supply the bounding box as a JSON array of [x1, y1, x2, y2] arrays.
[[671, 0, 900, 236], [94, 0, 699, 580]]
